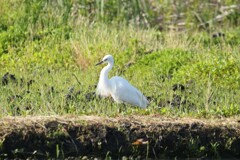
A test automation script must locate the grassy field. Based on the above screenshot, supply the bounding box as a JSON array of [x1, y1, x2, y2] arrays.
[[1, 0, 240, 118], [0, 0, 240, 158]]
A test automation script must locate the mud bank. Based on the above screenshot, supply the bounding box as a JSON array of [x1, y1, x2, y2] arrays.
[[0, 115, 240, 159]]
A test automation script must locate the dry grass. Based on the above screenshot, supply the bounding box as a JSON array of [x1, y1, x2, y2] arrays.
[[71, 41, 91, 70], [1, 115, 240, 132]]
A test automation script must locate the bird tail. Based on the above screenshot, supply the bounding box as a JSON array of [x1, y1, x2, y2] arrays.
[[137, 92, 148, 108]]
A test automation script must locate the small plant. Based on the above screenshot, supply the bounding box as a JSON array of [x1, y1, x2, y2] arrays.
[[210, 142, 220, 158]]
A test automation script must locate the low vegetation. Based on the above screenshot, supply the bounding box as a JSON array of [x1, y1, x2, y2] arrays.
[[0, 0, 240, 158]]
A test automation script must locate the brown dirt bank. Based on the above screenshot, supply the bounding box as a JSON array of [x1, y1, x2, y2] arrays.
[[0, 115, 240, 159]]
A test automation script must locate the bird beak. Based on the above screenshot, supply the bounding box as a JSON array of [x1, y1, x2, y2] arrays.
[[95, 61, 104, 66]]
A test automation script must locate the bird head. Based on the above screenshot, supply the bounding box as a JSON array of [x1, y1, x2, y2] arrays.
[[95, 55, 114, 66]]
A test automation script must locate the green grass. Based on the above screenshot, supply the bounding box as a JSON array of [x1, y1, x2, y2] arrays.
[[0, 0, 240, 118]]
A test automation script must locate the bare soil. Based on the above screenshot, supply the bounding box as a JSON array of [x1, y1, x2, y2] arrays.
[[0, 115, 240, 159]]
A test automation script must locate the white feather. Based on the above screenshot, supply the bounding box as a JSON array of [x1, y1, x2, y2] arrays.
[[96, 55, 148, 108]]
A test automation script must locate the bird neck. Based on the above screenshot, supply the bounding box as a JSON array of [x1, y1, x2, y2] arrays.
[[99, 62, 113, 85]]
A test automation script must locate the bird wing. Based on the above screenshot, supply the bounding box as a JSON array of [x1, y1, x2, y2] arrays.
[[109, 76, 148, 108]]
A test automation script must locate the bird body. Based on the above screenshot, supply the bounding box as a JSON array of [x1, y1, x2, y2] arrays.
[[96, 55, 148, 108]]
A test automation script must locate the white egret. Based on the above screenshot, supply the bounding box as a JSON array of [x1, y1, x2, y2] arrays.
[[95, 55, 149, 108]]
